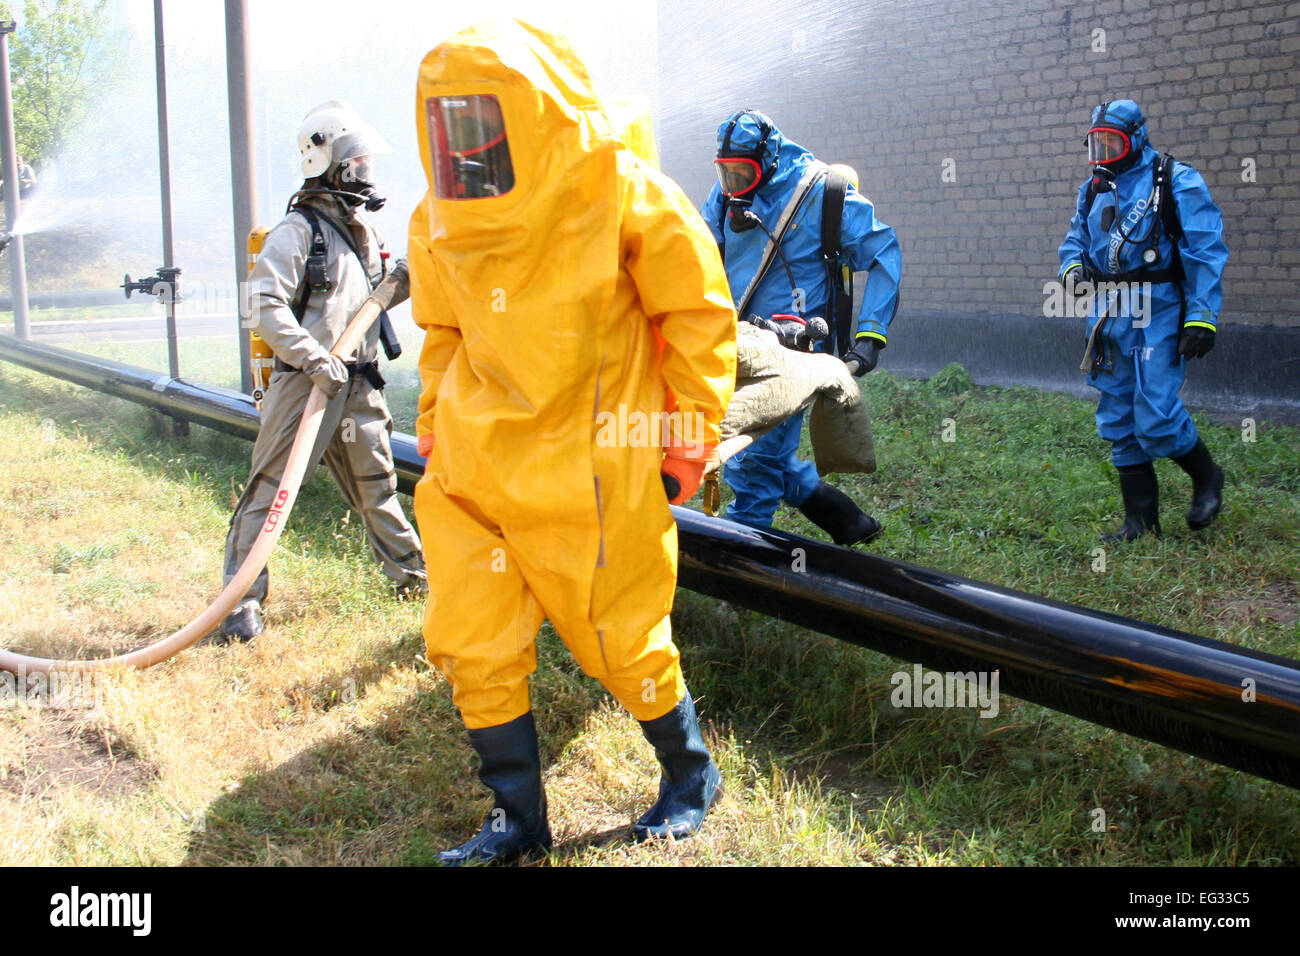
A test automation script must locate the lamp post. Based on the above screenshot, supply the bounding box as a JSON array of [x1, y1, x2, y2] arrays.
[[0, 20, 29, 340]]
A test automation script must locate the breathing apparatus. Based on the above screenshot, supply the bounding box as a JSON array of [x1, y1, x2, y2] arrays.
[[715, 110, 779, 233]]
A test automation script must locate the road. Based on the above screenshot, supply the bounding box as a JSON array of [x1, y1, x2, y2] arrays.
[[24, 312, 238, 345]]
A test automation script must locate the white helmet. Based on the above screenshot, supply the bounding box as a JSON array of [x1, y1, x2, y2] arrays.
[[297, 100, 392, 181]]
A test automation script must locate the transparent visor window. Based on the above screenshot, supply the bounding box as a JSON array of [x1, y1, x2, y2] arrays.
[[714, 156, 761, 197], [427, 94, 515, 199], [1087, 128, 1130, 164]]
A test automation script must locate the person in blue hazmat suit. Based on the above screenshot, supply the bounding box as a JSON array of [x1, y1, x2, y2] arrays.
[[701, 110, 901, 546], [1058, 100, 1229, 541]]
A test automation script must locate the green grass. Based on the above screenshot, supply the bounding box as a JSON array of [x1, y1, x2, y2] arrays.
[[0, 349, 1297, 866]]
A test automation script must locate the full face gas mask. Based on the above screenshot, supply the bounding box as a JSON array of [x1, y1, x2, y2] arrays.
[[1085, 100, 1145, 177], [333, 153, 387, 212], [714, 110, 779, 232]]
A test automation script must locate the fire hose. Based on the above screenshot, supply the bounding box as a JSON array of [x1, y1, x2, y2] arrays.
[[0, 262, 410, 676]]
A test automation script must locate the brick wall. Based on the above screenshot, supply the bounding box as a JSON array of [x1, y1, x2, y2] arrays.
[[656, 0, 1300, 328]]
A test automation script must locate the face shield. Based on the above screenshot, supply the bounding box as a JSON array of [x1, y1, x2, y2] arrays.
[[426, 94, 516, 199], [1086, 127, 1131, 166], [714, 156, 762, 198], [331, 126, 391, 182]]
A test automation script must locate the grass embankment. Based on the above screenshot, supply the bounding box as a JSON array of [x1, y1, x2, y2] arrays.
[[0, 353, 1296, 866]]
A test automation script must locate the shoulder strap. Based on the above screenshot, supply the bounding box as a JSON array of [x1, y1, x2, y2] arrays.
[[315, 209, 375, 284], [288, 206, 329, 323], [1156, 154, 1182, 242], [734, 162, 829, 320], [288, 204, 381, 323], [820, 169, 850, 357]]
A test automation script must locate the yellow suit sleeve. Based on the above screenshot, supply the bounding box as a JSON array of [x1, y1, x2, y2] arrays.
[[408, 195, 462, 452], [621, 161, 737, 453]]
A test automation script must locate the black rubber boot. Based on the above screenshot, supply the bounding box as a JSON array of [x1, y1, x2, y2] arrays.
[[633, 691, 722, 841], [218, 598, 264, 644], [797, 481, 883, 547], [441, 712, 552, 866], [1101, 462, 1161, 543], [1172, 438, 1224, 530]]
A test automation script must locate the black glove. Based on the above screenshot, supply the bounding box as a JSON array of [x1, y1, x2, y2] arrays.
[[845, 338, 881, 377], [1178, 325, 1216, 360], [1064, 264, 1095, 297]]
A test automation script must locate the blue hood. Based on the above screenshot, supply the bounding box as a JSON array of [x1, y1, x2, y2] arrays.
[[715, 110, 815, 209], [1089, 99, 1154, 171]]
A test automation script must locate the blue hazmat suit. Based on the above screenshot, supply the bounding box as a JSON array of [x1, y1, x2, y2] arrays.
[[701, 111, 901, 529], [1058, 100, 1229, 467]]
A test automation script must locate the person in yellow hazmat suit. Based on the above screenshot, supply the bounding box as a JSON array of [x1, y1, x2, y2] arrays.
[[409, 19, 738, 865]]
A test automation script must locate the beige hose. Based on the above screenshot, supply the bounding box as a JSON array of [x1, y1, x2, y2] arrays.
[[0, 263, 410, 676]]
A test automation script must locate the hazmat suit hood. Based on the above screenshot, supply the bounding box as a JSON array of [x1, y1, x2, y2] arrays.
[[714, 110, 816, 226], [1087, 99, 1154, 176], [415, 19, 619, 265]]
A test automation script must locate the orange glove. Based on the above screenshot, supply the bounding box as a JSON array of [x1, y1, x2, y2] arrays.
[[661, 443, 716, 506]]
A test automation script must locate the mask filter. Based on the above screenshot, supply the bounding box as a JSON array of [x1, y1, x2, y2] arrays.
[[727, 199, 757, 232]]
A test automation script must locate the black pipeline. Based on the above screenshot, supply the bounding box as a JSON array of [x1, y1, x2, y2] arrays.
[[4, 334, 1299, 788]]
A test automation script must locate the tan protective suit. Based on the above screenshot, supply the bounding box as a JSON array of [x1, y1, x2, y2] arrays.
[[224, 194, 425, 603], [410, 20, 737, 730]]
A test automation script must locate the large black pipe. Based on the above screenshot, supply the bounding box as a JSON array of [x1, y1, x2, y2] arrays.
[[673, 510, 1300, 789], [4, 334, 1300, 788]]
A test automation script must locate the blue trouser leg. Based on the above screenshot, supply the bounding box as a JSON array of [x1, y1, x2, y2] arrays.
[[1092, 301, 1199, 466], [723, 412, 823, 529], [1094, 348, 1149, 467], [1131, 316, 1199, 460]]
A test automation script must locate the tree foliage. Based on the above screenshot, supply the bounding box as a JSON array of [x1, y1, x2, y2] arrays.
[[2, 0, 122, 167]]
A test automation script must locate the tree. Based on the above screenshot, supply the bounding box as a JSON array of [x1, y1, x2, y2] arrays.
[[2, 0, 122, 168]]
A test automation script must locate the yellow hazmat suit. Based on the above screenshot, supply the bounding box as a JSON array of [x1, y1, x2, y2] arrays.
[[409, 19, 737, 730]]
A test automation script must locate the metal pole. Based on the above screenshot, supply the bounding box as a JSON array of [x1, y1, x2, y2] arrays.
[[151, 0, 179, 381], [3, 332, 1300, 791], [224, 0, 257, 395], [0, 21, 29, 340]]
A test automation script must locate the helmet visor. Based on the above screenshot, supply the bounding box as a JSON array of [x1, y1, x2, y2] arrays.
[[714, 156, 762, 197], [332, 126, 392, 166], [1087, 127, 1131, 165], [339, 155, 378, 188], [427, 94, 515, 199]]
